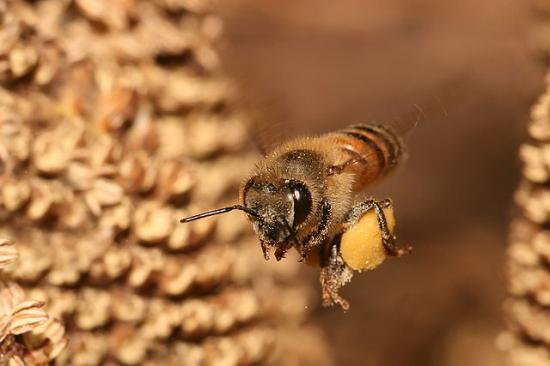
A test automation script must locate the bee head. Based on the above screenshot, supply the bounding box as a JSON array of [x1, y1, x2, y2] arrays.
[[180, 178, 312, 260], [241, 177, 312, 259], [179, 177, 312, 261]]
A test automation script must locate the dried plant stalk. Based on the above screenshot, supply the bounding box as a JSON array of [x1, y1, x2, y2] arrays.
[[0, 0, 330, 365], [501, 74, 550, 365]]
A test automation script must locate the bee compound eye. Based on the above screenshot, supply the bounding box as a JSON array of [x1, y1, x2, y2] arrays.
[[287, 181, 311, 227]]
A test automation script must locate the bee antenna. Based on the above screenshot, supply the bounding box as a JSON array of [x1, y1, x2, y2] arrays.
[[180, 205, 261, 223]]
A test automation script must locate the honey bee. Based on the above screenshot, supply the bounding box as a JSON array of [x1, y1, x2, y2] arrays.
[[180, 124, 411, 309]]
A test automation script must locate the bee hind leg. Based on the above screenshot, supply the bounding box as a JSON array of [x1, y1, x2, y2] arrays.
[[320, 241, 353, 310], [346, 199, 412, 257]]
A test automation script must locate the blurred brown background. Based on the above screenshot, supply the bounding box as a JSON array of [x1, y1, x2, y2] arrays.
[[218, 1, 543, 365]]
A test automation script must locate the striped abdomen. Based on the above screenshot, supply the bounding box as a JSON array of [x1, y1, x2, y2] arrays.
[[332, 124, 403, 191]]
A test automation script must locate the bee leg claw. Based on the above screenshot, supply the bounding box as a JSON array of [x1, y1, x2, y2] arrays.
[[382, 236, 412, 257]]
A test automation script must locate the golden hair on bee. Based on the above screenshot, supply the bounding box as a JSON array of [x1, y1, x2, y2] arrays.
[[181, 123, 411, 310]]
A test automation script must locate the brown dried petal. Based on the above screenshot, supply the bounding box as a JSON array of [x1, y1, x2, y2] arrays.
[[0, 282, 26, 317], [87, 135, 122, 169], [102, 246, 132, 280], [133, 202, 174, 243], [127, 247, 166, 288], [180, 300, 214, 338], [156, 73, 230, 112], [23, 318, 68, 363], [59, 198, 90, 229], [158, 258, 197, 296], [47, 238, 86, 286], [530, 89, 550, 140], [69, 332, 109, 366], [2, 180, 31, 212], [141, 299, 181, 340], [0, 121, 31, 166], [34, 44, 62, 86], [155, 160, 194, 201], [98, 87, 139, 132], [39, 287, 76, 320], [118, 152, 156, 193], [167, 222, 191, 250], [75, 288, 111, 330], [156, 117, 187, 159], [0, 282, 48, 338], [126, 106, 158, 152], [90, 178, 124, 206], [66, 162, 95, 191], [10, 240, 52, 283], [111, 292, 146, 323], [184, 115, 246, 158], [0, 239, 18, 269], [75, 0, 135, 31], [27, 180, 64, 221], [9, 300, 49, 335], [0, 20, 20, 56], [8, 355, 25, 366], [32, 133, 71, 175], [9, 44, 38, 78], [111, 328, 148, 365], [506, 299, 550, 345], [520, 144, 550, 183]]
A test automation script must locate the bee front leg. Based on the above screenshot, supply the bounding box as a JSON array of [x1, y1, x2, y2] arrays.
[[301, 200, 332, 259], [320, 240, 353, 310], [346, 199, 412, 257]]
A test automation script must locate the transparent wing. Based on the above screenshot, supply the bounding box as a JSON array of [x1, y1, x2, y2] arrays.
[[229, 74, 296, 155]]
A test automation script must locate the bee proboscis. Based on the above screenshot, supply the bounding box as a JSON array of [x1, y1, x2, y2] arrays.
[[181, 124, 411, 309]]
